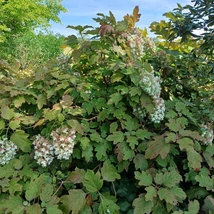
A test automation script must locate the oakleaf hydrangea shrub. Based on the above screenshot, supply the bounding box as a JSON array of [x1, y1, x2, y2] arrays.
[[0, 6, 213, 214]]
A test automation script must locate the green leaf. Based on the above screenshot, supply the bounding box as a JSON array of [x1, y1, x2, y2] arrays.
[[46, 206, 63, 214], [133, 154, 148, 171], [185, 200, 200, 214], [9, 120, 20, 130], [81, 144, 93, 162], [170, 186, 186, 201], [158, 188, 177, 205], [82, 170, 103, 193], [97, 109, 108, 122], [107, 93, 123, 105], [106, 131, 124, 144], [90, 131, 103, 143], [195, 174, 214, 191], [40, 184, 54, 203], [136, 129, 153, 140], [165, 132, 177, 143], [36, 94, 46, 110], [133, 194, 154, 214], [111, 72, 124, 82], [202, 195, 214, 212], [1, 195, 23, 213], [186, 187, 209, 200], [80, 137, 90, 150], [25, 176, 43, 201], [10, 130, 31, 152], [101, 160, 121, 182], [26, 204, 42, 214], [145, 186, 157, 201], [1, 105, 14, 120], [187, 150, 202, 170], [95, 141, 110, 160], [145, 135, 171, 159], [98, 195, 120, 214], [135, 171, 153, 186], [177, 137, 194, 152], [162, 170, 182, 188], [67, 168, 85, 184], [0, 120, 5, 130], [13, 96, 25, 108], [203, 151, 214, 169], [110, 122, 118, 133], [60, 189, 86, 214], [67, 119, 84, 135], [127, 135, 139, 149], [166, 117, 187, 132], [79, 205, 92, 214], [8, 177, 22, 195]]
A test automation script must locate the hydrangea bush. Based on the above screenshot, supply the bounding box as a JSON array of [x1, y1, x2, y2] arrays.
[[0, 6, 213, 214]]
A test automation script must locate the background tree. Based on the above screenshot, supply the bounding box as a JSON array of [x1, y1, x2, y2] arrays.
[[0, 0, 66, 42]]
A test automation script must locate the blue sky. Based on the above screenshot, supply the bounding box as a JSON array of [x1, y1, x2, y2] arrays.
[[50, 0, 192, 36]]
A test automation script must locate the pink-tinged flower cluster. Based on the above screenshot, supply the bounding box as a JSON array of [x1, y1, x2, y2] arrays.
[[33, 127, 76, 167], [0, 137, 17, 165], [33, 135, 54, 167], [51, 127, 76, 160], [201, 124, 213, 145], [120, 29, 156, 58]]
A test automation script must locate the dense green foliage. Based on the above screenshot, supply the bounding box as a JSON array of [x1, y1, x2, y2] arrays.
[[0, 0, 66, 42], [0, 2, 213, 214], [0, 31, 65, 70]]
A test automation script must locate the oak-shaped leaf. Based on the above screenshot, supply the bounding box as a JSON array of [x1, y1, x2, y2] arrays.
[[195, 174, 214, 191], [101, 160, 121, 182], [133, 194, 154, 214], [10, 130, 31, 152], [145, 186, 157, 201], [60, 189, 86, 214], [135, 171, 153, 187], [162, 170, 182, 188], [186, 200, 200, 214], [145, 135, 171, 159], [106, 131, 124, 144], [82, 170, 103, 193], [67, 168, 86, 184], [98, 194, 120, 214]]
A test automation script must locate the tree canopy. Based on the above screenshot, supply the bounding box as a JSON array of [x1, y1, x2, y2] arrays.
[[0, 0, 66, 42]]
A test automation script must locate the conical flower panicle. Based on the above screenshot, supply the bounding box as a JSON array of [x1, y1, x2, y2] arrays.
[[140, 70, 162, 98], [0, 137, 17, 165], [150, 98, 165, 123], [201, 124, 213, 145], [51, 127, 76, 160], [33, 135, 54, 167]]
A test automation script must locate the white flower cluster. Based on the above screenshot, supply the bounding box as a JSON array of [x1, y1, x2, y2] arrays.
[[33, 127, 76, 167], [51, 127, 76, 160], [0, 137, 17, 165], [139, 67, 165, 123], [139, 71, 162, 98], [150, 98, 165, 123], [33, 135, 54, 167], [201, 124, 213, 145]]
